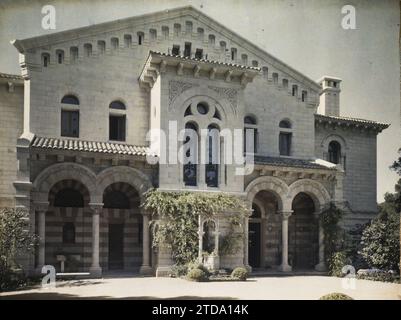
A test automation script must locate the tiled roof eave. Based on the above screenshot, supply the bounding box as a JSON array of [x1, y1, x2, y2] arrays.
[[30, 136, 154, 158], [315, 114, 389, 130]]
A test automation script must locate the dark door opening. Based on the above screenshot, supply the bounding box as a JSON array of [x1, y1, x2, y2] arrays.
[[108, 224, 124, 270], [248, 222, 261, 268]]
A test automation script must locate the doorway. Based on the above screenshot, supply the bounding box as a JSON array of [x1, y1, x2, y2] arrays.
[[108, 223, 124, 270], [248, 222, 261, 268]]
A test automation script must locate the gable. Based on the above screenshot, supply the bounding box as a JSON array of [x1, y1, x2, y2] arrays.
[[12, 5, 321, 93]]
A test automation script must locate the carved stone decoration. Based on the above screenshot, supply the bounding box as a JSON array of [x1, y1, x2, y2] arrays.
[[208, 86, 238, 111], [168, 80, 199, 109]]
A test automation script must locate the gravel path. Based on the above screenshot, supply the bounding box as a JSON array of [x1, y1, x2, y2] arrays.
[[1, 275, 400, 300]]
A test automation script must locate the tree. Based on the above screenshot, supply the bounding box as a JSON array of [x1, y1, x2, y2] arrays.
[[0, 208, 38, 290], [358, 186, 400, 271]]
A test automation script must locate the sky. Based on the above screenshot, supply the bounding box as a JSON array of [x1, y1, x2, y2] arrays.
[[0, 0, 399, 202]]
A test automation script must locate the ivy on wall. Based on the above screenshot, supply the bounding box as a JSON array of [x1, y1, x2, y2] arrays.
[[142, 190, 249, 265]]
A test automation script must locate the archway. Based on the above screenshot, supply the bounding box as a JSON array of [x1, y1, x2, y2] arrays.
[[46, 179, 90, 272], [102, 182, 142, 271], [289, 192, 318, 269], [249, 190, 281, 269]]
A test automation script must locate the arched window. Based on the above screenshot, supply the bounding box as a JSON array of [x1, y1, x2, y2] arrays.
[[84, 43, 92, 57], [109, 100, 126, 110], [42, 53, 50, 67], [244, 116, 258, 153], [149, 29, 157, 40], [231, 48, 237, 61], [61, 96, 80, 137], [208, 34, 215, 45], [206, 124, 219, 187], [97, 40, 106, 54], [252, 60, 258, 67], [279, 120, 291, 129], [62, 222, 75, 244], [137, 32, 144, 45], [109, 101, 126, 141], [302, 90, 308, 102], [197, 28, 204, 40], [279, 119, 292, 156], [56, 50, 64, 64], [282, 79, 288, 89], [183, 122, 198, 186], [241, 54, 248, 65], [61, 95, 79, 105], [104, 190, 130, 209], [197, 102, 209, 115], [54, 188, 84, 207], [162, 26, 169, 39], [185, 21, 193, 34], [124, 34, 132, 48], [70, 46, 78, 62], [328, 141, 341, 164], [174, 24, 181, 36], [220, 41, 226, 52], [292, 84, 298, 97], [111, 37, 119, 49], [262, 67, 269, 79]]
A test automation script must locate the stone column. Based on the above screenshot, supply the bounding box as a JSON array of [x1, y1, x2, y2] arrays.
[[89, 203, 102, 277], [278, 211, 293, 272], [243, 214, 251, 271], [140, 212, 153, 275], [35, 201, 49, 274], [314, 212, 326, 271], [198, 215, 204, 263]]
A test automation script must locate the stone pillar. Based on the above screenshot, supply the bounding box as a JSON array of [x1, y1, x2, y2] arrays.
[[89, 203, 102, 277], [140, 212, 153, 275], [35, 202, 49, 273], [278, 211, 293, 272], [243, 214, 251, 271], [314, 212, 326, 271], [198, 215, 204, 263]]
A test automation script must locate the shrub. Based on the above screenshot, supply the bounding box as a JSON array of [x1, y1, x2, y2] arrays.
[[357, 269, 398, 283], [187, 261, 211, 276], [329, 251, 352, 277], [319, 293, 354, 300], [231, 267, 248, 281], [0, 208, 38, 291], [359, 217, 400, 271], [187, 268, 208, 282], [171, 264, 188, 278]]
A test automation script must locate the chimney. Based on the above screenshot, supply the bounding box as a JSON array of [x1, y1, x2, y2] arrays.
[[317, 76, 342, 116]]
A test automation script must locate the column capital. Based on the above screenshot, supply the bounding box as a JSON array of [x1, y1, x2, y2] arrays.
[[278, 210, 293, 220], [33, 201, 49, 212], [89, 203, 103, 213]]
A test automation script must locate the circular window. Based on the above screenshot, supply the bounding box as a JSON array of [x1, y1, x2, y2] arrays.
[[197, 103, 209, 115]]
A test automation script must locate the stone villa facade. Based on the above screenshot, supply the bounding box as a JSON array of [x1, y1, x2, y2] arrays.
[[0, 6, 389, 277]]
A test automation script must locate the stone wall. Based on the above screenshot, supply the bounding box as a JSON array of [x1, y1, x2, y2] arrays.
[[0, 82, 23, 207]]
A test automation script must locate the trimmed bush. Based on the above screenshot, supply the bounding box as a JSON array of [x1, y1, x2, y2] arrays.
[[319, 293, 354, 300], [231, 267, 248, 281], [187, 262, 210, 276], [187, 268, 208, 282], [329, 251, 351, 277]]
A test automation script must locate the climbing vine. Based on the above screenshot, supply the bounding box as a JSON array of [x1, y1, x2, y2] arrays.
[[142, 190, 248, 265], [319, 202, 346, 264]]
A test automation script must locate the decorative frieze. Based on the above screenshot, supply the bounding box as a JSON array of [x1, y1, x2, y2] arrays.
[[168, 80, 199, 109], [208, 86, 238, 110]]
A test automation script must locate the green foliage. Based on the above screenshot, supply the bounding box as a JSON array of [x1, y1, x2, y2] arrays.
[[319, 293, 353, 300], [319, 203, 346, 264], [188, 261, 211, 276], [356, 270, 399, 283], [143, 190, 248, 266], [328, 251, 352, 277], [0, 208, 38, 291], [186, 268, 209, 282], [219, 227, 243, 256], [231, 267, 248, 281], [359, 219, 399, 271]]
